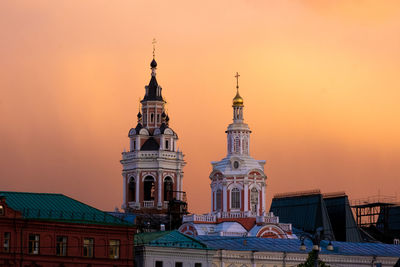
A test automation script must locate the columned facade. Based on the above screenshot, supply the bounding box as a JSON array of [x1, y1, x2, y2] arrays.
[[121, 58, 185, 214]]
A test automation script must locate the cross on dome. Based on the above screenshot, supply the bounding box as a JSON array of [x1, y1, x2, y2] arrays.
[[235, 72, 240, 89], [233, 72, 244, 107]]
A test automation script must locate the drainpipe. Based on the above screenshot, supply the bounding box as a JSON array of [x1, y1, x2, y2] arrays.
[[282, 251, 287, 267], [20, 224, 23, 267], [371, 255, 376, 267]]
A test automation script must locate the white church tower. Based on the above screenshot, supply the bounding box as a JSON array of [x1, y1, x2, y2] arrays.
[[121, 52, 185, 214], [210, 72, 267, 216], [179, 73, 293, 239]]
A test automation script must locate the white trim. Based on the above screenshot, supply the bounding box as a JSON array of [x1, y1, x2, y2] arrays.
[[141, 174, 156, 182], [223, 183, 227, 212], [244, 182, 249, 212], [157, 171, 162, 208], [163, 176, 174, 183], [227, 182, 243, 191], [135, 175, 140, 203]]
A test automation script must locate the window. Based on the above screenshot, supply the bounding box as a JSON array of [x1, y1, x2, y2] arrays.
[[83, 238, 94, 258], [175, 263, 183, 267], [151, 113, 154, 123], [250, 188, 258, 213], [231, 188, 241, 209], [233, 161, 239, 169], [143, 176, 155, 201], [0, 204, 4, 215], [4, 232, 10, 253], [129, 177, 136, 202], [195, 264, 202, 267], [216, 189, 222, 211], [109, 240, 120, 259], [133, 140, 136, 150], [155, 261, 163, 267], [56, 236, 67, 256], [244, 138, 249, 154], [157, 114, 160, 123], [164, 177, 173, 201], [28, 234, 40, 255], [165, 140, 169, 150], [234, 137, 240, 153]]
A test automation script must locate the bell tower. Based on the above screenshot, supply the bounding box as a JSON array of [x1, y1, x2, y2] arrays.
[[210, 73, 267, 216], [121, 50, 185, 214]]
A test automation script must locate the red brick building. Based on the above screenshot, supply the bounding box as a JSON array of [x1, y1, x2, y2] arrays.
[[0, 192, 135, 267]]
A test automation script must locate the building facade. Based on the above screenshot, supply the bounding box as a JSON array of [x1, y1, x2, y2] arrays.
[[179, 74, 293, 239], [0, 192, 135, 267], [134, 230, 214, 267], [121, 57, 185, 214]]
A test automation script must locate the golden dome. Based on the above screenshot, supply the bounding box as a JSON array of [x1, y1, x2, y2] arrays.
[[233, 90, 244, 107]]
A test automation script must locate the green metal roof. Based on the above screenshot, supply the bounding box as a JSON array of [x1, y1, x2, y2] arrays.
[[0, 191, 132, 227], [135, 230, 210, 250]]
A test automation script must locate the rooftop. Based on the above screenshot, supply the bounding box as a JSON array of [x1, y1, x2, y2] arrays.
[[135, 230, 210, 250], [0, 191, 132, 227], [195, 236, 400, 257]]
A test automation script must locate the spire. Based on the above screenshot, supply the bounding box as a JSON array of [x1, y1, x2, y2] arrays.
[[137, 99, 142, 120], [233, 72, 244, 107], [143, 39, 163, 101]]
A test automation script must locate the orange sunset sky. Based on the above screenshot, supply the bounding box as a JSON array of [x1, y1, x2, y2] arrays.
[[1, 1, 400, 213]]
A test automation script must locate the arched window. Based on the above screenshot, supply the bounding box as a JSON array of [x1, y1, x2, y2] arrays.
[[143, 176, 155, 201], [216, 189, 222, 211], [165, 140, 169, 150], [234, 137, 240, 153], [164, 177, 173, 201], [244, 138, 248, 154], [129, 177, 136, 202], [250, 187, 258, 213], [231, 188, 241, 209]]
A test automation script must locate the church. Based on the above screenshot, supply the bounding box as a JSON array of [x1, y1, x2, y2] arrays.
[[120, 54, 186, 220], [178, 73, 294, 238], [120, 47, 292, 237]]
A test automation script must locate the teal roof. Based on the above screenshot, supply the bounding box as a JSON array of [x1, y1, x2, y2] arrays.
[[135, 230, 210, 250], [0, 191, 132, 227]]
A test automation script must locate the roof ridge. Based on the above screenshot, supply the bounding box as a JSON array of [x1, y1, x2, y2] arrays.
[[0, 191, 63, 196]]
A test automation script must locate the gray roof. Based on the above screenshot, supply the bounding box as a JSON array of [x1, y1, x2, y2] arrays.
[[195, 236, 400, 257]]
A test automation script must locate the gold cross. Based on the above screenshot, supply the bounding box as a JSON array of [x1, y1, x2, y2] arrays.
[[234, 72, 240, 89], [152, 38, 157, 59]]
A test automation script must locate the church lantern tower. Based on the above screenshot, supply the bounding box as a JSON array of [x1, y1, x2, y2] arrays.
[[210, 72, 267, 216], [121, 52, 185, 213], [179, 73, 293, 239]]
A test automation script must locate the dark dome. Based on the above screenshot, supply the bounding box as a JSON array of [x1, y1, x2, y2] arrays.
[[150, 59, 157, 68], [137, 111, 142, 118], [161, 111, 166, 118], [141, 137, 160, 151]]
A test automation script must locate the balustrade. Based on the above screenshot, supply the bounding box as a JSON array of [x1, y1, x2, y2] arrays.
[[143, 201, 155, 208]]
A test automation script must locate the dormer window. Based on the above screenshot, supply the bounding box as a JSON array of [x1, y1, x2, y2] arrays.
[[165, 140, 169, 150]]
